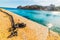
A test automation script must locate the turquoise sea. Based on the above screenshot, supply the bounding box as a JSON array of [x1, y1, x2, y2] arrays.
[[3, 8, 60, 33]]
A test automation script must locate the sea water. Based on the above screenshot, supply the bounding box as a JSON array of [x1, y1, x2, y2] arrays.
[[4, 8, 60, 33]]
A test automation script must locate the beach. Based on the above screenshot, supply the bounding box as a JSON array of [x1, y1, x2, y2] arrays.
[[0, 8, 60, 40]]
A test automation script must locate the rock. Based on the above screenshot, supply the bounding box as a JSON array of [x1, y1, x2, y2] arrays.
[[17, 5, 41, 10]]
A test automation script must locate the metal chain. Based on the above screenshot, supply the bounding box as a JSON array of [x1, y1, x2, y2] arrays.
[[0, 9, 26, 38]]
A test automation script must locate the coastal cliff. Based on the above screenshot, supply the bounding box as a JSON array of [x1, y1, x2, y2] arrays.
[[17, 4, 59, 11], [17, 5, 43, 10]]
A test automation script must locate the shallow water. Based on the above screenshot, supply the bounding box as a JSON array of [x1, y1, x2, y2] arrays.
[[4, 8, 60, 33]]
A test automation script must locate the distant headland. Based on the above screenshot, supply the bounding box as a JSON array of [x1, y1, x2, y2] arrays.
[[17, 4, 60, 11]]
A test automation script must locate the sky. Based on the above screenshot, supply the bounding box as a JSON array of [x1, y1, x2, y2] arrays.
[[0, 0, 60, 8]]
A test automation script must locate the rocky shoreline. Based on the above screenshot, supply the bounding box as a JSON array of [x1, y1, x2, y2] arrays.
[[17, 5, 41, 10], [17, 4, 60, 11]]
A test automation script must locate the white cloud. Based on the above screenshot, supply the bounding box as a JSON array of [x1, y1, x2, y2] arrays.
[[0, 0, 60, 7], [32, 0, 60, 6]]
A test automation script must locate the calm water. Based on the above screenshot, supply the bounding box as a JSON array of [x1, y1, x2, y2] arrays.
[[4, 8, 60, 33]]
